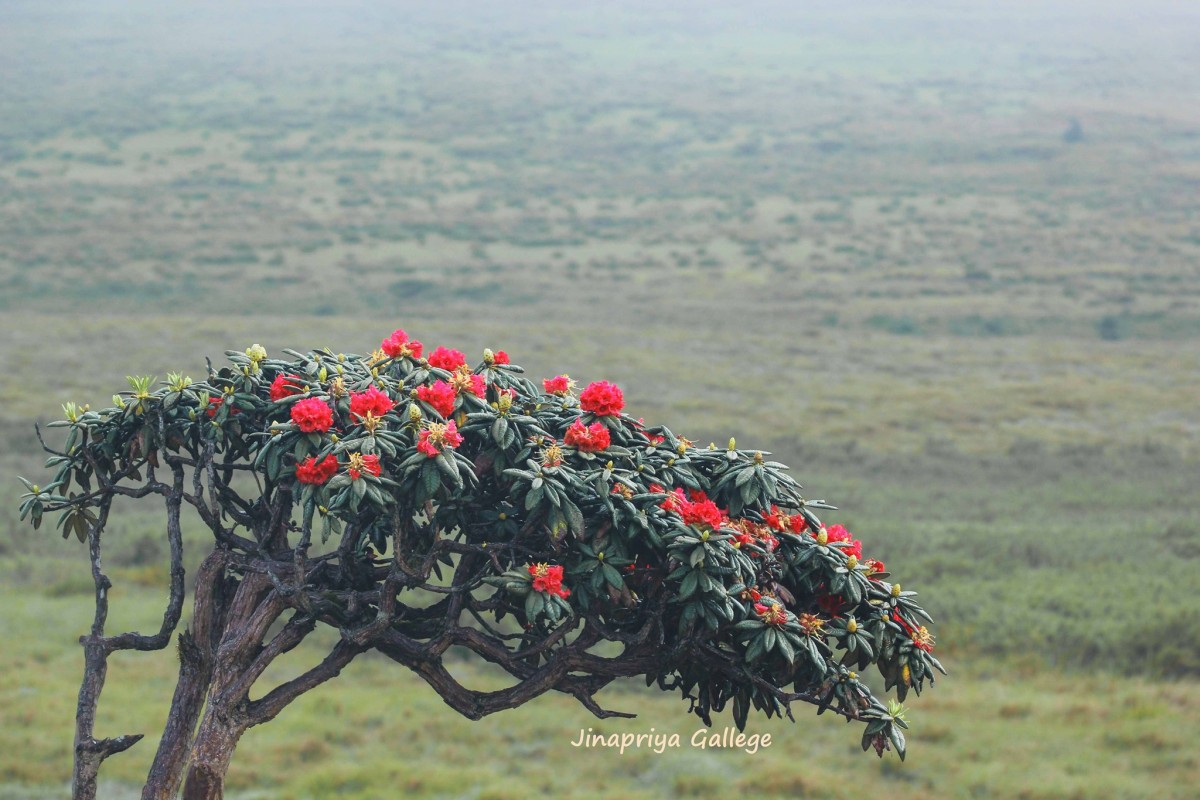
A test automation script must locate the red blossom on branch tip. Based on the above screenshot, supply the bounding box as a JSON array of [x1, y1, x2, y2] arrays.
[[675, 490, 725, 529], [348, 386, 395, 422], [428, 346, 467, 372], [543, 374, 573, 395], [563, 419, 611, 452], [295, 454, 338, 485], [528, 563, 570, 598], [269, 374, 304, 402], [825, 524, 863, 559], [346, 453, 382, 481], [290, 397, 333, 433], [494, 350, 510, 365], [755, 602, 788, 626], [579, 380, 624, 416], [416, 380, 457, 418], [381, 329, 422, 359], [417, 420, 464, 458]]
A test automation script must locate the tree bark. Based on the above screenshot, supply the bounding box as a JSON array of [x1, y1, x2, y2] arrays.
[[180, 706, 248, 800], [142, 551, 234, 800]]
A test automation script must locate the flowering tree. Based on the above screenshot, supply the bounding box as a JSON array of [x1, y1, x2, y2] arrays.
[[19, 332, 943, 800]]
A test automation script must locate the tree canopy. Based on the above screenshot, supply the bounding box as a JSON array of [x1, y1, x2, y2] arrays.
[[20, 331, 943, 799]]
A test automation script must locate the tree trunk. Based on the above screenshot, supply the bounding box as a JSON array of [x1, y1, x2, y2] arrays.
[[141, 551, 234, 800], [180, 706, 248, 800]]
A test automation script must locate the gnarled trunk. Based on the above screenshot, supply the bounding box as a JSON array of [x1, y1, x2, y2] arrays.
[[180, 706, 248, 800]]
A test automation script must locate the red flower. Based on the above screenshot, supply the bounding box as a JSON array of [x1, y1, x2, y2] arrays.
[[295, 454, 338, 485], [789, 514, 809, 535], [494, 350, 510, 365], [825, 524, 863, 559], [660, 487, 686, 512], [428, 346, 467, 372], [563, 419, 611, 452], [579, 380, 624, 416], [347, 452, 382, 480], [269, 374, 304, 402], [543, 375, 572, 396], [763, 505, 788, 531], [417, 420, 464, 458], [290, 397, 334, 433], [755, 602, 788, 626], [382, 329, 423, 359], [470, 373, 486, 398], [864, 558, 886, 578], [349, 386, 395, 422], [648, 483, 666, 494], [528, 563, 570, 599], [678, 493, 724, 529], [205, 397, 223, 418], [417, 381, 457, 418]]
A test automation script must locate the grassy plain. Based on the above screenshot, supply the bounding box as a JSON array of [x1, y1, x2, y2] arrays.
[[1, 1, 1198, 798]]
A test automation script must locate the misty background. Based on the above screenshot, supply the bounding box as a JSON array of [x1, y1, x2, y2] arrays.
[[1, 2, 1198, 798]]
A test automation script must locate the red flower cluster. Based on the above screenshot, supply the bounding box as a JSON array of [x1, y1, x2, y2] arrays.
[[563, 419, 611, 452], [295, 454, 338, 485], [428, 346, 466, 372], [381, 329, 422, 359], [825, 524, 863, 559], [291, 397, 334, 433], [493, 350, 510, 365], [543, 375, 572, 395], [579, 381, 624, 416], [863, 558, 886, 578], [417, 420, 464, 458], [416, 380, 457, 418], [349, 386, 394, 421], [269, 374, 304, 402], [347, 453, 382, 480], [675, 489, 725, 530], [528, 563, 570, 598], [205, 397, 223, 418]]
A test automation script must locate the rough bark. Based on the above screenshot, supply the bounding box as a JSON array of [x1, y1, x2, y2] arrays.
[[181, 707, 248, 800], [141, 551, 234, 800]]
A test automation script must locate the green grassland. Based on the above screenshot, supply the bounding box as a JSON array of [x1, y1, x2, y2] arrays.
[[1, 1, 1199, 798]]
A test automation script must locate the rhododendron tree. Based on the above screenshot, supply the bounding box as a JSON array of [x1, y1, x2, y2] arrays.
[[18, 332, 942, 800]]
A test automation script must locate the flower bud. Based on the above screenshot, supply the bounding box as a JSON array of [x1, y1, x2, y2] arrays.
[[891, 583, 902, 597], [245, 343, 267, 363], [847, 618, 858, 633], [816, 528, 828, 546], [409, 404, 423, 422], [483, 348, 495, 364], [845, 555, 858, 570]]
